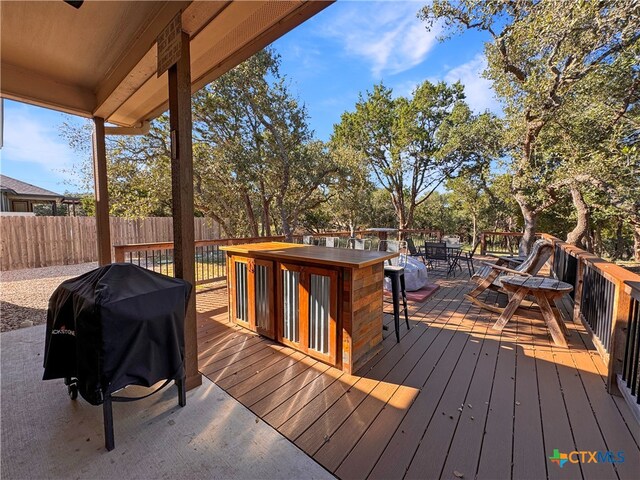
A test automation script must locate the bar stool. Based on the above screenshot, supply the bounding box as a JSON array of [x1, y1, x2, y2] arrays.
[[383, 265, 409, 342], [380, 240, 410, 342]]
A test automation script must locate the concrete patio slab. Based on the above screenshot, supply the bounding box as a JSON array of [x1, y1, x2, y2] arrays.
[[1, 325, 333, 480]]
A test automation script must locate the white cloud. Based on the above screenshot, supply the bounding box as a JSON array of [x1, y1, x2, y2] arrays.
[[319, 1, 440, 77], [444, 54, 502, 114], [1, 105, 84, 185], [391, 79, 421, 98]]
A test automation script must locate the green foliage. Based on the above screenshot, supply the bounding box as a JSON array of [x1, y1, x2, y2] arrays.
[[32, 203, 65, 216], [366, 189, 398, 229], [420, 0, 640, 255], [332, 80, 502, 230], [63, 48, 342, 239], [58, 15, 638, 260], [324, 144, 374, 233], [192, 48, 340, 238]]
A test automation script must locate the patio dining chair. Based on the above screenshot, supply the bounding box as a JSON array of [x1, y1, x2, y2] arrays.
[[303, 235, 315, 245], [406, 237, 426, 264], [324, 236, 340, 248], [424, 242, 448, 270], [348, 238, 372, 250], [378, 239, 406, 256], [464, 238, 553, 313], [443, 235, 461, 247], [461, 239, 481, 276]]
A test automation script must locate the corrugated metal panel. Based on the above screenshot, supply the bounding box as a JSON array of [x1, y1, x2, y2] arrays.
[[235, 261, 248, 321], [255, 264, 269, 330], [309, 274, 330, 354], [283, 270, 300, 342]]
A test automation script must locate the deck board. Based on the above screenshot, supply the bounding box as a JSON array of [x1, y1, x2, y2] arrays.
[[527, 309, 583, 480], [196, 269, 640, 480], [403, 301, 493, 480], [438, 312, 501, 480], [512, 308, 547, 480]]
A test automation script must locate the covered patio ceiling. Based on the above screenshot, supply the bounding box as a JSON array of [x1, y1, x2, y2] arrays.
[[0, 0, 332, 126], [1, 0, 334, 392]]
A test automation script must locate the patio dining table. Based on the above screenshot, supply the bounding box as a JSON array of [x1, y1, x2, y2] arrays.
[[446, 247, 463, 276], [492, 275, 573, 347], [425, 244, 463, 276]]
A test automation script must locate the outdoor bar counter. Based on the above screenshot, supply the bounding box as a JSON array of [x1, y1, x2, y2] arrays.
[[220, 242, 397, 373]]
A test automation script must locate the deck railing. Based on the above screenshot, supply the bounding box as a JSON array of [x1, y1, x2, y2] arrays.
[[113, 228, 440, 285], [114, 235, 287, 285], [540, 234, 640, 407], [479, 231, 523, 255], [621, 282, 640, 413]]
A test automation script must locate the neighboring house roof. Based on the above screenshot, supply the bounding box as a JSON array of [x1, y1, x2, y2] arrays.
[[0, 174, 63, 199]]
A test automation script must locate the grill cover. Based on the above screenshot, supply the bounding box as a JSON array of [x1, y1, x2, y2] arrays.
[[43, 263, 191, 405]]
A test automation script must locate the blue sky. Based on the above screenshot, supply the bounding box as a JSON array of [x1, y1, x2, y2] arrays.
[[0, 0, 499, 194]]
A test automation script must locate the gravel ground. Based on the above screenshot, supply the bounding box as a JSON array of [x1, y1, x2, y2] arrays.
[[0, 262, 97, 332]]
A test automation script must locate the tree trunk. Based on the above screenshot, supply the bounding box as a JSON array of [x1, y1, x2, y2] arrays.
[[405, 203, 414, 231], [262, 199, 271, 237], [513, 119, 546, 256], [203, 210, 232, 238], [471, 213, 477, 249], [613, 218, 624, 260], [634, 224, 640, 262], [277, 197, 293, 241], [566, 185, 589, 246], [397, 203, 407, 232], [593, 226, 603, 256], [584, 228, 594, 253], [517, 200, 538, 256], [389, 191, 405, 232], [258, 180, 272, 237], [243, 190, 259, 238]]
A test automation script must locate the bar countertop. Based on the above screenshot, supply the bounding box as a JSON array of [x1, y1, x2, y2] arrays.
[[220, 241, 397, 269]]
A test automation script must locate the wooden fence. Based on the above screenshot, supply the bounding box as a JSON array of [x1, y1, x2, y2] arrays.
[[0, 216, 220, 271]]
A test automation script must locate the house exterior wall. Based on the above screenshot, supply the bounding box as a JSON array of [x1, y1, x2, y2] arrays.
[[0, 193, 59, 214], [0, 192, 10, 211]]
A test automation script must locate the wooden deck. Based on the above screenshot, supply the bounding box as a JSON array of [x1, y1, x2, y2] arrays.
[[196, 271, 640, 480]]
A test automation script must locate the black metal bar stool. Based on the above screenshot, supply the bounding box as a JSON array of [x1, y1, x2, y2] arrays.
[[379, 240, 410, 342], [383, 265, 410, 342]]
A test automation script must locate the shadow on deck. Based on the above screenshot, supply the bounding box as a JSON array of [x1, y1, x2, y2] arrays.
[[196, 269, 640, 480]]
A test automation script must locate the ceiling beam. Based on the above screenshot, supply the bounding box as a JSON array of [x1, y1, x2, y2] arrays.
[[0, 62, 95, 117], [93, 1, 191, 121], [191, 1, 333, 95], [117, 0, 333, 126]]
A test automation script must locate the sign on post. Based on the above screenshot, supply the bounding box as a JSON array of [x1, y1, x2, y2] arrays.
[[157, 13, 182, 77]]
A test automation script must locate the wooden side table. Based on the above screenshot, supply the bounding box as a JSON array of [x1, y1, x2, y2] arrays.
[[493, 276, 573, 347]]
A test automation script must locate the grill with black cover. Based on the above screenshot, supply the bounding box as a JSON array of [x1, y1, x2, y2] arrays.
[[43, 263, 192, 450]]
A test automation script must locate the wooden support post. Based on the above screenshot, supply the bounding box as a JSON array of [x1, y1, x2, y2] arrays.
[[572, 255, 585, 325], [607, 281, 630, 395], [168, 31, 201, 391], [92, 117, 111, 265], [547, 236, 556, 275]]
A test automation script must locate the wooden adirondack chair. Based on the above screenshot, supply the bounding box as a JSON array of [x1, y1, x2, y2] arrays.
[[464, 239, 553, 313]]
